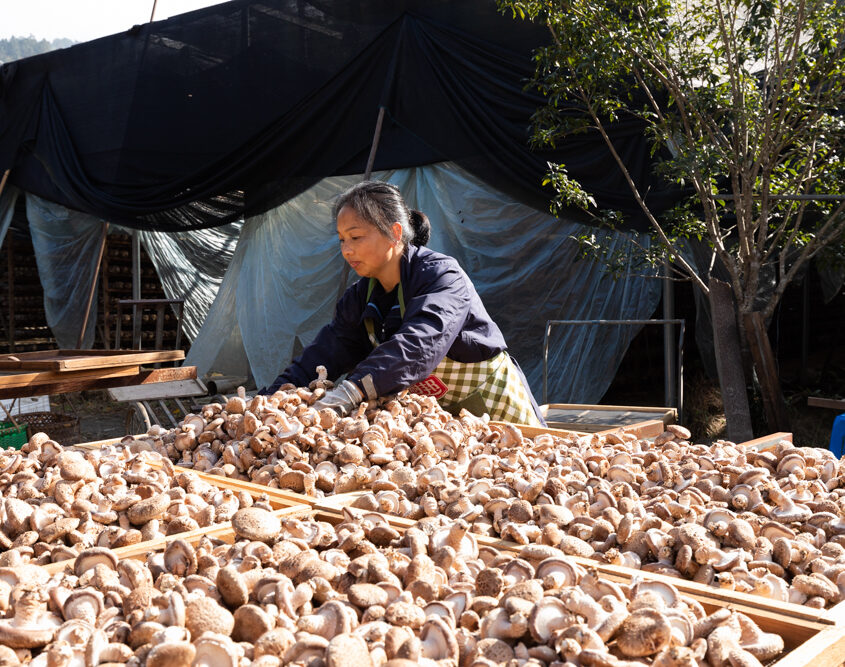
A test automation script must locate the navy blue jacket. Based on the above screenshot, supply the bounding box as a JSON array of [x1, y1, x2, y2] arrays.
[[261, 244, 507, 396]]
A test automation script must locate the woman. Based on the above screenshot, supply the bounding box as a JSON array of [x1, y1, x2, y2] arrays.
[[260, 180, 544, 426]]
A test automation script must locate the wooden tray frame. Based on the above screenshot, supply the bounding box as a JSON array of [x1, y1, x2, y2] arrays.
[[0, 349, 186, 372], [41, 491, 845, 667]]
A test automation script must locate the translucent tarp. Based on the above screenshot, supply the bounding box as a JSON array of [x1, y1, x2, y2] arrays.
[[139, 224, 243, 341], [186, 163, 663, 402], [26, 194, 106, 349]]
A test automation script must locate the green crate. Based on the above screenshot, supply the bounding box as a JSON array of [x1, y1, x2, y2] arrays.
[[0, 420, 28, 450]]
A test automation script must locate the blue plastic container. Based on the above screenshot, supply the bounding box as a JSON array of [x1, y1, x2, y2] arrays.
[[830, 413, 845, 458]]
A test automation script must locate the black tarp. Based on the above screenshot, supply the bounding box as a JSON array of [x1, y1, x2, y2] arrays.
[[0, 0, 676, 231]]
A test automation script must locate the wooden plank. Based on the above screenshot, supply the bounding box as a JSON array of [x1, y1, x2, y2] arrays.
[[770, 624, 845, 667], [824, 599, 845, 625], [595, 419, 667, 439], [108, 378, 206, 402], [0, 366, 196, 400], [739, 432, 793, 451], [41, 504, 314, 576], [808, 396, 845, 411], [0, 349, 185, 371], [0, 365, 140, 390], [490, 421, 586, 439]]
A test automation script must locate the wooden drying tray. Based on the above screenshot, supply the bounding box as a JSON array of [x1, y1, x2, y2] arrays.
[[540, 403, 678, 434], [41, 495, 845, 667], [308, 503, 843, 667], [313, 496, 834, 631], [489, 418, 668, 441], [0, 349, 185, 372]]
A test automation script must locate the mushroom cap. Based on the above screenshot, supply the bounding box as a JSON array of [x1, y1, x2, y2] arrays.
[[193, 632, 241, 667], [164, 539, 198, 577], [216, 566, 249, 608], [253, 628, 296, 659], [74, 547, 118, 577], [186, 596, 235, 638], [231, 508, 281, 543], [528, 596, 572, 643], [616, 608, 672, 657], [348, 583, 389, 609], [325, 633, 374, 667], [233, 605, 274, 644], [472, 637, 515, 663], [145, 641, 196, 667], [62, 588, 104, 622], [419, 616, 459, 662], [126, 494, 171, 525], [57, 452, 96, 482]]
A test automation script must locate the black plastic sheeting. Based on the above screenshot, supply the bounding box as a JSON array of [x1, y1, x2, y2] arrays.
[[0, 0, 677, 232]]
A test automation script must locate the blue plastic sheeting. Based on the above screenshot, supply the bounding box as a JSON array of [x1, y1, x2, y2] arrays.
[[26, 194, 106, 349], [187, 163, 662, 402], [139, 223, 242, 341]]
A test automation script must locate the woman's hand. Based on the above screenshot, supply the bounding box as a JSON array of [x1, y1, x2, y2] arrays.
[[312, 380, 364, 416]]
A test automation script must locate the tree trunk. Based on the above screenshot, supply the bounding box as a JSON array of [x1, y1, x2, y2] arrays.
[[742, 311, 791, 433], [709, 279, 754, 442]]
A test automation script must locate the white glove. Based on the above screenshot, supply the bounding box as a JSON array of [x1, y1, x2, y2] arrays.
[[312, 379, 364, 417]]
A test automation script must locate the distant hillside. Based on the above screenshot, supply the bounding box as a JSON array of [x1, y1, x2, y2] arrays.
[[0, 36, 76, 64]]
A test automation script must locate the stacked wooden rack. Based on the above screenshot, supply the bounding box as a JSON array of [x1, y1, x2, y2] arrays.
[[54, 419, 845, 667]]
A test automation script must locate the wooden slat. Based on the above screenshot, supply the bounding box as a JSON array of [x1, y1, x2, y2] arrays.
[[0, 349, 185, 371], [0, 365, 140, 390], [739, 432, 793, 451], [595, 419, 667, 439], [808, 396, 845, 411], [41, 504, 314, 576], [770, 624, 845, 667], [0, 366, 197, 400], [490, 421, 586, 438], [108, 378, 207, 402]]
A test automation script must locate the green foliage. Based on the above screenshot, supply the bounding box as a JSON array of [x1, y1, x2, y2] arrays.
[[0, 36, 76, 64], [501, 0, 845, 317]]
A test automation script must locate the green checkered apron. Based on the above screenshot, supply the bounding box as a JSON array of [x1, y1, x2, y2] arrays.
[[364, 279, 540, 426]]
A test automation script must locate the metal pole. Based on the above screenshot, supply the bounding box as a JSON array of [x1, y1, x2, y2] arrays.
[[801, 272, 810, 384], [132, 231, 141, 301], [76, 223, 109, 348], [663, 255, 676, 408], [543, 320, 552, 405], [149, 0, 159, 22], [336, 107, 387, 301]]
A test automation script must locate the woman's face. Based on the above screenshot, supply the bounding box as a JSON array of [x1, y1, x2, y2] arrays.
[[337, 205, 402, 282]]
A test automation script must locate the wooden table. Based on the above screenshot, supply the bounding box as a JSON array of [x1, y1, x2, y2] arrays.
[[0, 350, 193, 400]]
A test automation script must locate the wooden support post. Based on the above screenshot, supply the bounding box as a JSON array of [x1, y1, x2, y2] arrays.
[[709, 279, 754, 442], [76, 223, 109, 349], [744, 311, 791, 432]]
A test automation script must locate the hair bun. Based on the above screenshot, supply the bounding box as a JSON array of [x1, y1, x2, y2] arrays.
[[408, 209, 431, 246]]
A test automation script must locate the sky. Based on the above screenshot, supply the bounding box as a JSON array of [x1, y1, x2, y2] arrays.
[[0, 0, 229, 43]]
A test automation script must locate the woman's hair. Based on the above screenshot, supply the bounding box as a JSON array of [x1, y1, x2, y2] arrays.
[[333, 180, 431, 246]]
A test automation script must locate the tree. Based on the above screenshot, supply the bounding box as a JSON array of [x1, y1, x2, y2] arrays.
[[501, 0, 845, 431]]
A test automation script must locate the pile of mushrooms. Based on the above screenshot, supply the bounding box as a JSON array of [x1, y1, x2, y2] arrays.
[[0, 434, 257, 566], [125, 381, 845, 609], [3, 507, 786, 667]]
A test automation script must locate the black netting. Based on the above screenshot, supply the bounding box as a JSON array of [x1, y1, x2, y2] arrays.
[[0, 0, 677, 231]]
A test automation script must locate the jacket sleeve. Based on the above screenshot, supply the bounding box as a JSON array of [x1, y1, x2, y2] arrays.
[[258, 285, 371, 394], [346, 262, 471, 397]]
